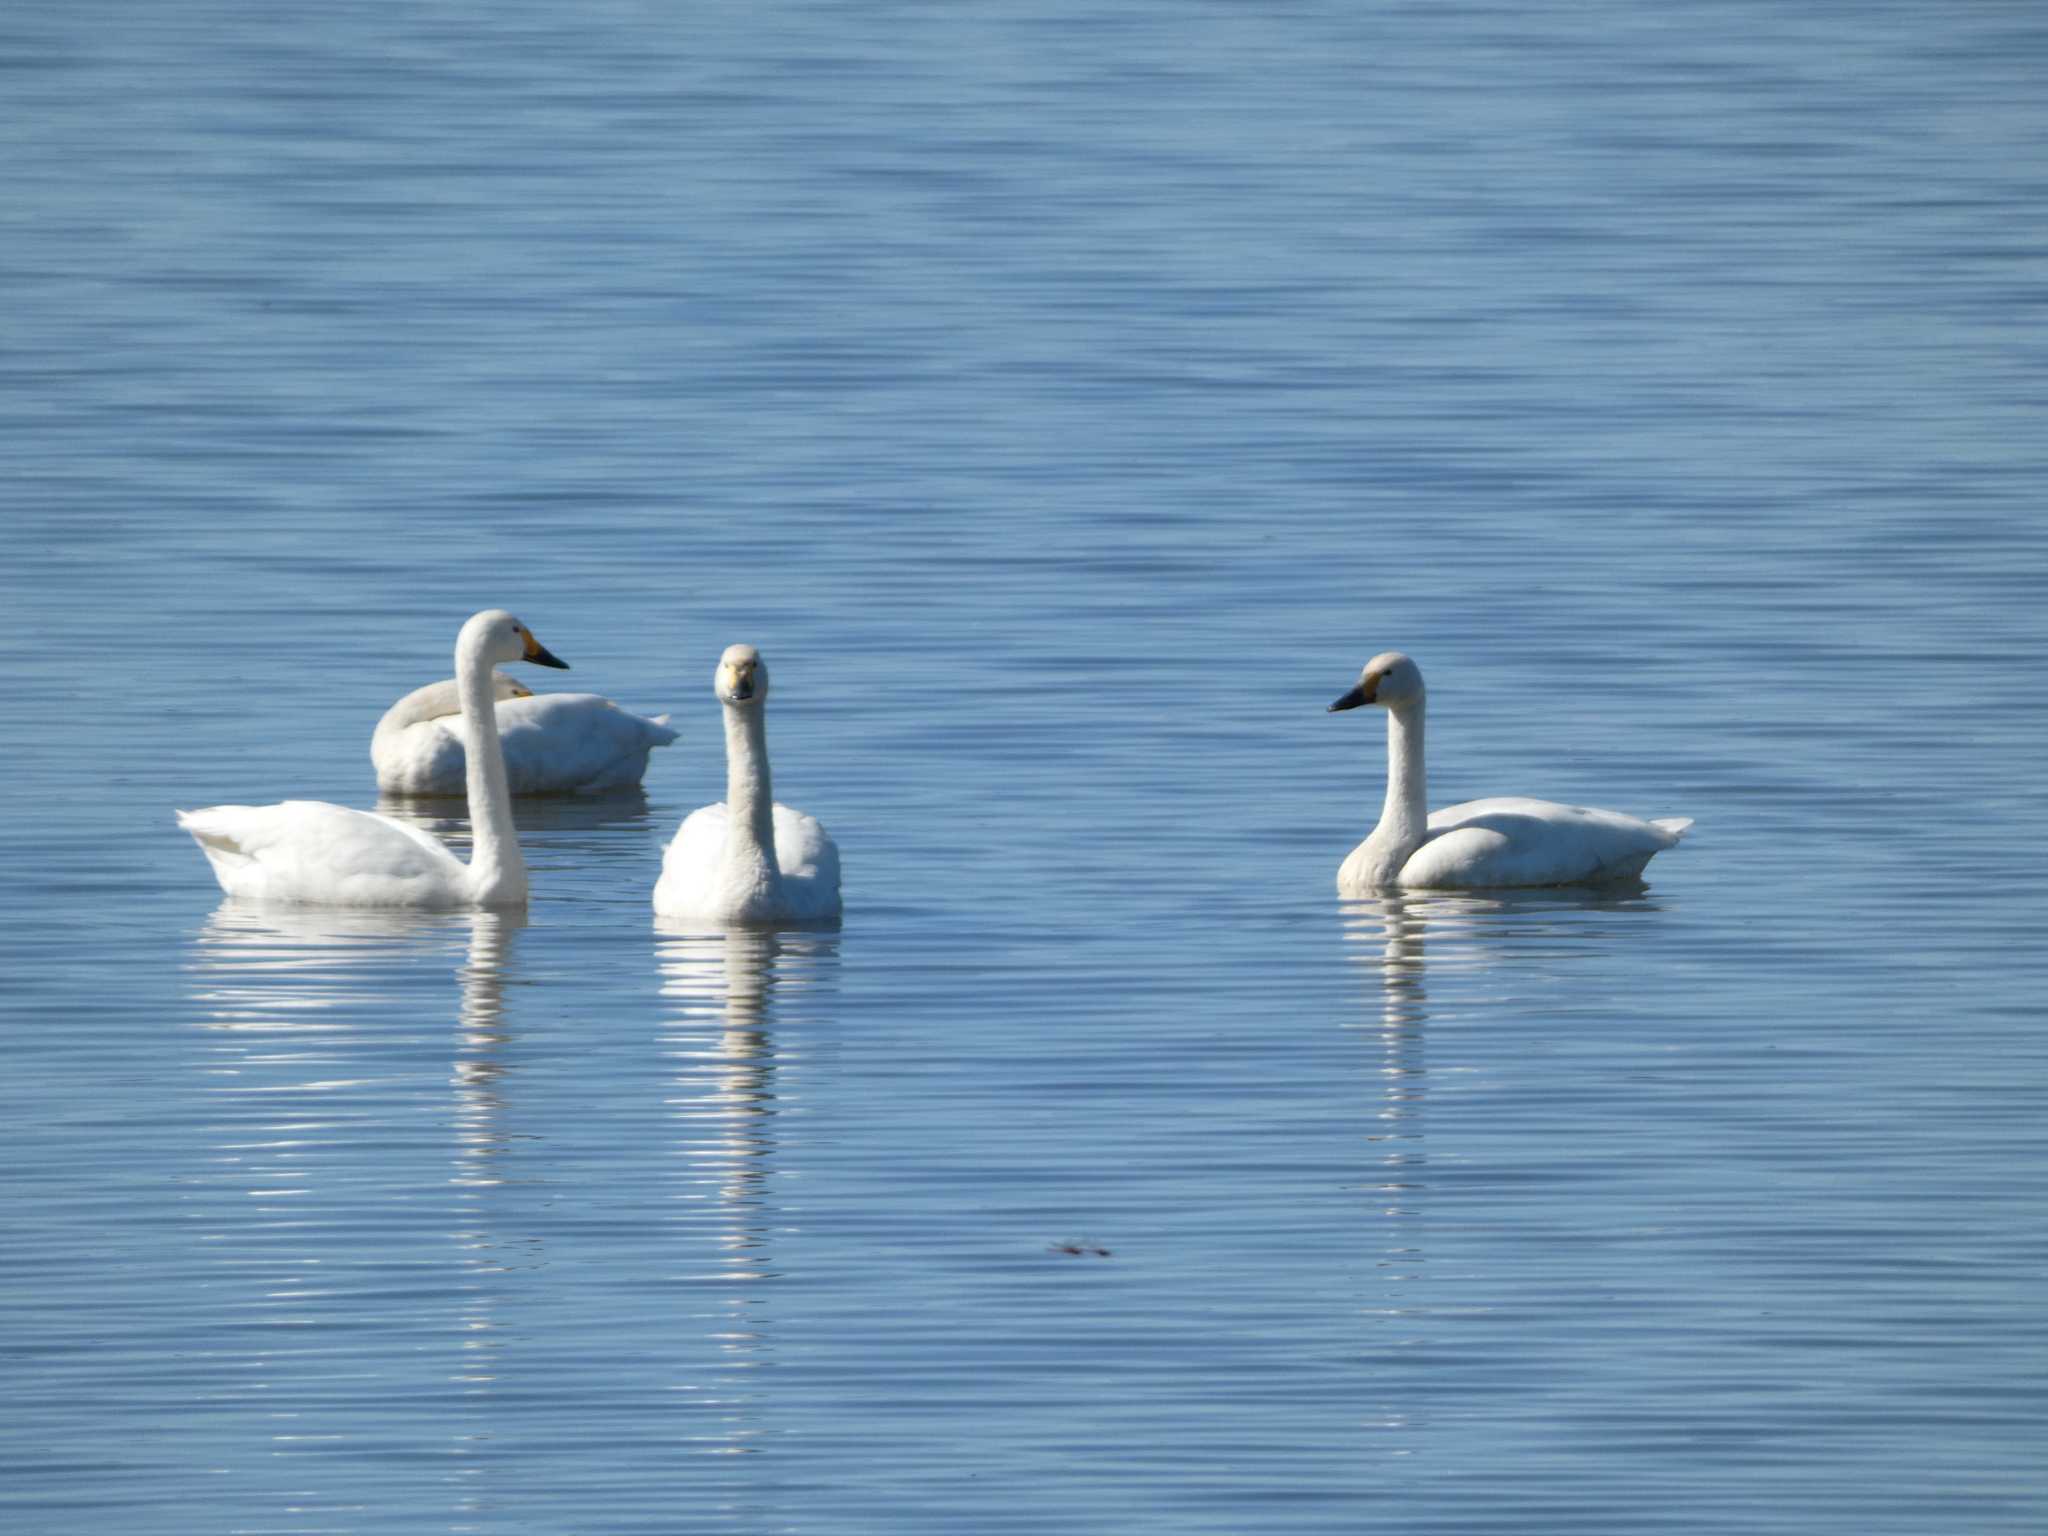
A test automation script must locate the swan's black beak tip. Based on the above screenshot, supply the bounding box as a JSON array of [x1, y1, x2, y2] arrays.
[[1328, 684, 1370, 713], [527, 641, 570, 670]]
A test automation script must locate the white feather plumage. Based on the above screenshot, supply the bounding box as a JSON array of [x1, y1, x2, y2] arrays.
[[179, 611, 568, 908], [653, 645, 841, 924], [1331, 651, 1689, 892], [373, 677, 676, 796]]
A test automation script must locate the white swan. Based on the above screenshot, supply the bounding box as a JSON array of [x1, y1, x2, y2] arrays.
[[1329, 651, 1690, 891], [653, 645, 841, 923], [177, 610, 569, 908], [372, 673, 676, 796]]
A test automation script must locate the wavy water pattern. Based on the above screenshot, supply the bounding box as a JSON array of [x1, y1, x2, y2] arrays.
[[5, 3, 2048, 1532]]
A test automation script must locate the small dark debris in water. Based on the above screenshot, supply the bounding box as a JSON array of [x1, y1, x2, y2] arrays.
[[1049, 1240, 1112, 1258]]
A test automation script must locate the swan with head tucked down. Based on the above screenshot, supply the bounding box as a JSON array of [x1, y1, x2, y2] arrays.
[[372, 673, 676, 796], [653, 645, 841, 923], [1328, 651, 1690, 891], [177, 610, 569, 909]]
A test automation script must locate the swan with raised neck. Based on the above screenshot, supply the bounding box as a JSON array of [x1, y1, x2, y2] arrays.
[[1328, 650, 1689, 891], [1329, 651, 1431, 889], [452, 612, 553, 904], [178, 610, 569, 908], [653, 644, 841, 923]]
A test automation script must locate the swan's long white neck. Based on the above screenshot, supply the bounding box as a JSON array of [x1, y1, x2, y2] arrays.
[[456, 634, 526, 906], [723, 701, 781, 886], [1357, 697, 1429, 886]]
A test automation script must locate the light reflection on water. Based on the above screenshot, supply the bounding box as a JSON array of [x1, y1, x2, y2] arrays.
[[448, 907, 521, 1449], [1334, 887, 1696, 1486], [1338, 894, 1432, 1262], [1334, 888, 1675, 1274], [651, 921, 841, 1459], [8, 0, 2048, 1525], [1339, 884, 1670, 1013], [189, 901, 475, 1026], [182, 904, 528, 1511]]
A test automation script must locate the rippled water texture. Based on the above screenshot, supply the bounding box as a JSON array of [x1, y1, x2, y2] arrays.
[[5, 3, 2047, 1532]]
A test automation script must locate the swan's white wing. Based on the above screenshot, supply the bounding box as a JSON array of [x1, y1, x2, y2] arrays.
[[373, 720, 467, 794], [1404, 796, 1686, 888], [178, 800, 470, 907], [652, 802, 841, 921], [771, 803, 841, 918], [652, 803, 731, 917], [372, 675, 533, 795], [473, 694, 677, 794]]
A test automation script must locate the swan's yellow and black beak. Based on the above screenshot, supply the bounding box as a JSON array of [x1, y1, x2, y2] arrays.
[[721, 663, 757, 702], [523, 632, 570, 670], [1328, 676, 1376, 712]]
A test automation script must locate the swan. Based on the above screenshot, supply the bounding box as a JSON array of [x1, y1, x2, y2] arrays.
[[653, 644, 841, 923], [1328, 651, 1690, 891], [372, 673, 676, 796], [177, 610, 569, 908]]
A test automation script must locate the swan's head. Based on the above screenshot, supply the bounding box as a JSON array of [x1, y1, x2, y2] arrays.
[[407, 672, 532, 723], [461, 609, 569, 671], [716, 644, 768, 707], [1329, 651, 1423, 713]]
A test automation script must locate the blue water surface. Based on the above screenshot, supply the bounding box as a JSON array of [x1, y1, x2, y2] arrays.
[[4, 3, 2047, 1532]]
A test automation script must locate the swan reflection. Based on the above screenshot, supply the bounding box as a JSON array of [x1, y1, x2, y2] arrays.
[[451, 909, 523, 1193], [1337, 885, 1668, 1279], [1339, 883, 1667, 1033], [189, 901, 477, 1028], [186, 900, 524, 1196], [1339, 894, 1434, 1246], [652, 918, 841, 1455], [185, 901, 527, 1489], [446, 908, 527, 1458], [652, 920, 839, 1262], [182, 901, 528, 1482], [185, 901, 467, 1264]]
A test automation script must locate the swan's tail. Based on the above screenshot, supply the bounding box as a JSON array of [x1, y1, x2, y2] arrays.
[[177, 807, 227, 840], [1651, 817, 1693, 842], [177, 808, 252, 861], [177, 808, 260, 896]]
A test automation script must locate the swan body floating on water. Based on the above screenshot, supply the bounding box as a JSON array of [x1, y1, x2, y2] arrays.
[[372, 674, 676, 796], [178, 610, 569, 908], [653, 644, 841, 923], [1329, 651, 1689, 891]]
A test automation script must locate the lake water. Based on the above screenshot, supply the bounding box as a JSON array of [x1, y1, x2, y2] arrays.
[[5, 2, 2047, 1531]]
